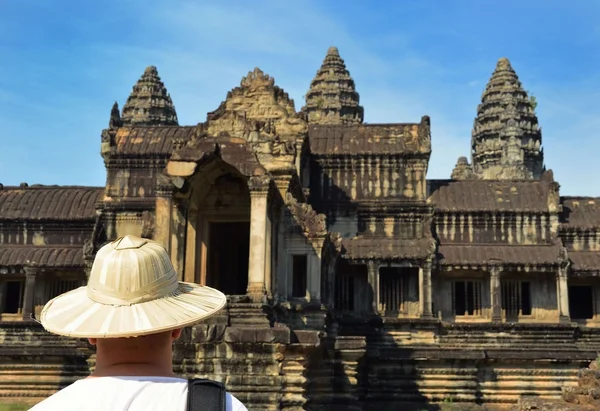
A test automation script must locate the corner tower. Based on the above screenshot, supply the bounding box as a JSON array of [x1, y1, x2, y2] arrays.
[[470, 58, 544, 180], [121, 66, 179, 126], [302, 46, 364, 125]]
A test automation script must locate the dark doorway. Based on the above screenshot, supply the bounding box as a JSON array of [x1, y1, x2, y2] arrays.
[[569, 285, 594, 319], [4, 281, 24, 314], [207, 222, 249, 295]]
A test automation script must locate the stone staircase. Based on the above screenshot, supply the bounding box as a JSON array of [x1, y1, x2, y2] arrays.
[[513, 360, 600, 410], [438, 324, 579, 350]]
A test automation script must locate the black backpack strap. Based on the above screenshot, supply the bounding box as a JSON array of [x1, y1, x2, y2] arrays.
[[187, 378, 226, 411]]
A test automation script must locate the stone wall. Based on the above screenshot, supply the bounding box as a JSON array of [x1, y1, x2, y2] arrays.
[[3, 316, 600, 409]]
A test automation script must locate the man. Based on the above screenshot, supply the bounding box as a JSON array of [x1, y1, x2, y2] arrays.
[[30, 235, 248, 411]]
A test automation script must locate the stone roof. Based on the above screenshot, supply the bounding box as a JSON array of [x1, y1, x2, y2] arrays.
[[112, 126, 197, 156], [560, 197, 600, 229], [309, 116, 431, 156], [302, 46, 364, 125], [569, 251, 600, 272], [428, 180, 550, 212], [0, 186, 103, 220], [341, 237, 434, 260], [438, 244, 563, 266], [470, 57, 544, 180], [0, 246, 84, 268], [121, 66, 179, 126]]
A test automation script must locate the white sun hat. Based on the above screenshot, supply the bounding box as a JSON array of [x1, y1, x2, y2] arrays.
[[39, 235, 227, 338]]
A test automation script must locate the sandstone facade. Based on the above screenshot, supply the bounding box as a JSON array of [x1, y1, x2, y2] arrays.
[[1, 48, 600, 409]]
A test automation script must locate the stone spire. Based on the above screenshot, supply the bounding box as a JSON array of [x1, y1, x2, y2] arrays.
[[302, 46, 364, 125], [471, 57, 543, 180], [451, 156, 474, 180], [121, 66, 179, 126]]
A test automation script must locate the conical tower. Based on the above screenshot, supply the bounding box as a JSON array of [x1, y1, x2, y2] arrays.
[[302, 46, 364, 125], [121, 66, 179, 126], [471, 58, 543, 180]]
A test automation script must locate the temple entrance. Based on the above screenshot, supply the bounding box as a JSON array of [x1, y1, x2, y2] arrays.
[[188, 163, 253, 295], [569, 285, 594, 320], [206, 222, 250, 295]]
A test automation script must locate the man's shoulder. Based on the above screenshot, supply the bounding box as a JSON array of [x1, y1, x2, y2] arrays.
[[29, 378, 248, 411]]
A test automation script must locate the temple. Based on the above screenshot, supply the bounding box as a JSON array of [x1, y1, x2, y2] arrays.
[[1, 48, 600, 410]]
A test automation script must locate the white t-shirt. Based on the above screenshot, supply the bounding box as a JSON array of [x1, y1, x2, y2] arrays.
[[29, 376, 248, 411]]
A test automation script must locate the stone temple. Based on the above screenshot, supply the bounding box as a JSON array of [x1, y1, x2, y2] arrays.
[[1, 47, 600, 409]]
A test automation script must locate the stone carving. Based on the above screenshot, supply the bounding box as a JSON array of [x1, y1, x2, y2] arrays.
[[140, 210, 155, 238], [285, 192, 328, 238], [469, 57, 544, 180], [83, 239, 94, 258], [121, 66, 179, 126], [418, 115, 432, 152], [248, 174, 271, 192], [451, 156, 474, 180], [301, 46, 364, 125], [109, 102, 122, 129]]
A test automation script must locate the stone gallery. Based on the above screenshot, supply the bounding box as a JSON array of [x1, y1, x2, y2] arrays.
[[1, 47, 599, 410]]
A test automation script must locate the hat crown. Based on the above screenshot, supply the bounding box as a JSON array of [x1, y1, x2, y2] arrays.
[[87, 235, 179, 306]]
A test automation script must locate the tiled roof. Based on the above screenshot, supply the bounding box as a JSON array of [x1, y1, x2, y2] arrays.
[[0, 246, 84, 268], [437, 244, 562, 266], [560, 197, 600, 229], [569, 251, 600, 272], [341, 237, 434, 260], [308, 123, 421, 155], [428, 180, 550, 212], [113, 126, 197, 156], [0, 186, 103, 220]]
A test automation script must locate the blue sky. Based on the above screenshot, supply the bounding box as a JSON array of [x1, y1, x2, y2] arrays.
[[1, 0, 599, 195]]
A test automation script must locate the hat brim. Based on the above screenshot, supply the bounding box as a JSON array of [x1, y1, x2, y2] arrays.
[[39, 282, 227, 339]]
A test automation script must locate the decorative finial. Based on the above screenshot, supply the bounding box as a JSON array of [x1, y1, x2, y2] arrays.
[[327, 46, 340, 57], [109, 102, 122, 129]]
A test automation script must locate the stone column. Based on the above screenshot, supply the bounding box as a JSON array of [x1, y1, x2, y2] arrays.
[[0, 282, 7, 314], [419, 261, 433, 319], [247, 176, 270, 302], [154, 183, 173, 253], [557, 266, 570, 322], [367, 261, 379, 314], [490, 266, 502, 323], [22, 267, 37, 321], [184, 209, 197, 284]]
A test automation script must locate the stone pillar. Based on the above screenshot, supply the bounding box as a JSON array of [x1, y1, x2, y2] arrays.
[[490, 266, 502, 323], [0, 282, 7, 314], [419, 261, 433, 318], [184, 209, 197, 284], [22, 268, 37, 321], [367, 261, 378, 314], [557, 266, 570, 322], [247, 176, 270, 302], [155, 183, 173, 253]]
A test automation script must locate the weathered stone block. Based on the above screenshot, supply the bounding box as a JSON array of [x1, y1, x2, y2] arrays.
[[291, 330, 321, 345], [224, 327, 290, 343], [191, 324, 227, 343]]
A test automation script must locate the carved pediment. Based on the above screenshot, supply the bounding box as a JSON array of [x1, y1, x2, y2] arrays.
[[203, 68, 307, 174], [205, 68, 307, 141]]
